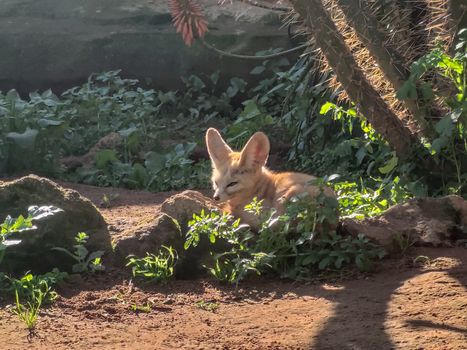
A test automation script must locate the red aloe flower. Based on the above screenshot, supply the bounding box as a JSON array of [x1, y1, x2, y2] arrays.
[[169, 0, 209, 46]]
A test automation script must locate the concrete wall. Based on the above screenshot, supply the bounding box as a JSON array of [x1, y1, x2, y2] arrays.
[[0, 0, 293, 94]]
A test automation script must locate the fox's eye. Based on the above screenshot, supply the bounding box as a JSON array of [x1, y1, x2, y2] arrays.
[[226, 181, 238, 188]]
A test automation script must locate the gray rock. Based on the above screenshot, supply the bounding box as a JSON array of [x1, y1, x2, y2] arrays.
[[342, 195, 467, 252], [0, 0, 294, 94], [113, 189, 227, 278], [0, 175, 110, 273], [160, 190, 219, 231], [113, 212, 182, 260]]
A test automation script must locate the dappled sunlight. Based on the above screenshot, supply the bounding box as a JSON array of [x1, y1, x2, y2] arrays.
[[219, 296, 337, 348], [385, 271, 467, 348]]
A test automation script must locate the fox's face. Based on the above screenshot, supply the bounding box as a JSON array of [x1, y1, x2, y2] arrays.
[[205, 128, 270, 202]]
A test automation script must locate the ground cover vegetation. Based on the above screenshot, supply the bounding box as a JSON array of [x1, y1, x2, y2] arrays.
[[0, 210, 103, 332]]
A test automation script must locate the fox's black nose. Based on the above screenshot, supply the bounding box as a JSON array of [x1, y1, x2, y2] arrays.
[[213, 195, 220, 201]]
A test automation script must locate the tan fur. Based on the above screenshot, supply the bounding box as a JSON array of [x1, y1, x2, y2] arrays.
[[205, 128, 337, 228]]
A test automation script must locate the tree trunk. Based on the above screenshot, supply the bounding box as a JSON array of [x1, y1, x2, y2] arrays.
[[290, 0, 416, 158], [334, 0, 431, 135]]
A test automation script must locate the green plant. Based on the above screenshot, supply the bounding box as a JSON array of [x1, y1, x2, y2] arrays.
[[0, 213, 35, 265], [251, 189, 384, 278], [186, 209, 271, 286], [397, 33, 467, 195], [195, 300, 219, 312], [186, 191, 385, 284], [53, 232, 105, 273], [412, 255, 431, 266], [99, 193, 120, 208], [6, 269, 68, 305], [13, 289, 42, 332], [0, 70, 222, 190], [126, 246, 178, 284], [393, 233, 416, 256], [334, 178, 410, 219], [129, 302, 152, 313]]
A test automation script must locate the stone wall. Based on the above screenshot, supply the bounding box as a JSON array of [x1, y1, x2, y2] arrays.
[[0, 0, 292, 94]]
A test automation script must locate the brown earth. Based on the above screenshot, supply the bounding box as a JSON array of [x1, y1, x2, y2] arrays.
[[1, 182, 466, 350]]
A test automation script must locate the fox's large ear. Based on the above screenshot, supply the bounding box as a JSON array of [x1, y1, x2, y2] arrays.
[[239, 132, 270, 168], [206, 128, 232, 167]]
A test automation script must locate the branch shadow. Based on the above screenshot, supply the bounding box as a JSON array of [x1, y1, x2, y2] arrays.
[[309, 248, 467, 349], [405, 319, 467, 334]]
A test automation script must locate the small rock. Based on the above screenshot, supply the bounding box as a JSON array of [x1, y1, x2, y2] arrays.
[[113, 213, 182, 260], [342, 195, 467, 252]]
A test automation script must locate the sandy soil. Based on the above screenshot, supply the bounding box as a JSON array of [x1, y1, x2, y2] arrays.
[[1, 183, 466, 350]]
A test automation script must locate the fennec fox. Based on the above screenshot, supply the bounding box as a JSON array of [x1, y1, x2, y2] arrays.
[[205, 128, 336, 227]]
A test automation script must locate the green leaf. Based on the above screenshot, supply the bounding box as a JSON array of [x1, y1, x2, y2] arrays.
[[239, 100, 261, 120], [118, 127, 138, 138], [378, 153, 398, 174], [37, 119, 63, 128], [320, 102, 335, 115], [226, 78, 247, 98], [95, 149, 119, 169], [334, 256, 345, 269], [301, 254, 316, 266], [419, 82, 434, 101], [144, 152, 166, 173], [250, 66, 266, 75], [129, 163, 148, 187], [431, 137, 449, 153], [6, 128, 39, 149], [318, 256, 332, 270], [435, 116, 454, 136], [356, 147, 367, 165], [210, 71, 220, 85], [396, 80, 417, 100]]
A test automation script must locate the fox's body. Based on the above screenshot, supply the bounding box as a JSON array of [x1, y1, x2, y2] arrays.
[[206, 128, 336, 227]]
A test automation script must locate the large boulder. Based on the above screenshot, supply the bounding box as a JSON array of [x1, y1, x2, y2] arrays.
[[0, 175, 110, 273], [0, 0, 294, 94], [342, 195, 467, 252]]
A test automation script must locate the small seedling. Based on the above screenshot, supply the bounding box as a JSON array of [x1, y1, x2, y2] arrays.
[[393, 232, 415, 255], [129, 302, 152, 313], [126, 246, 177, 284], [195, 300, 219, 313], [7, 269, 68, 305], [413, 255, 431, 265], [13, 289, 43, 332], [53, 232, 105, 273], [99, 193, 120, 208]]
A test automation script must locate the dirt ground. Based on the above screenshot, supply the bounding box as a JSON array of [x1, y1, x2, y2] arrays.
[[1, 183, 466, 350]]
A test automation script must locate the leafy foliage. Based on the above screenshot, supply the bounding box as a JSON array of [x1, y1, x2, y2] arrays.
[[2, 32, 465, 201], [126, 246, 178, 284], [13, 289, 42, 331], [1, 268, 68, 332], [186, 193, 385, 285], [5, 269, 68, 305], [0, 214, 35, 265], [397, 35, 467, 194], [0, 70, 253, 191], [53, 232, 105, 273]]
